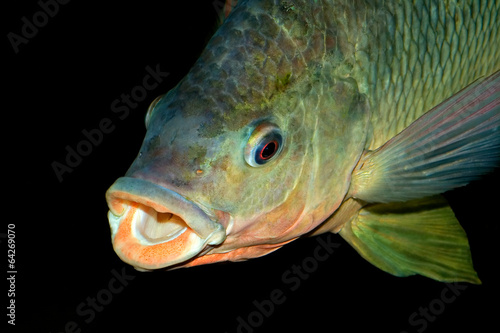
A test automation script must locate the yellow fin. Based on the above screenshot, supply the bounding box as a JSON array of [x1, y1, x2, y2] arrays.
[[339, 196, 480, 284]]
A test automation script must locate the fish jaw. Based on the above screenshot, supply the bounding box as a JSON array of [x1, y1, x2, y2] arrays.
[[106, 177, 227, 270]]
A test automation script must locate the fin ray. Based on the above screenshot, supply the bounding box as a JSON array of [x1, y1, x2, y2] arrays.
[[339, 196, 481, 284], [351, 71, 500, 203]]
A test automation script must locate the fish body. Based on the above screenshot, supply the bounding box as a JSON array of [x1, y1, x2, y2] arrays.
[[106, 0, 499, 281]]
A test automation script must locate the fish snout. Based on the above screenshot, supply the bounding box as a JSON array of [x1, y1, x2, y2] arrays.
[[105, 177, 226, 270]]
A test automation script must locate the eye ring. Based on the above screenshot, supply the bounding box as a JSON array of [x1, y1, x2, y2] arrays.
[[259, 140, 279, 160], [244, 123, 284, 167], [145, 94, 164, 129]]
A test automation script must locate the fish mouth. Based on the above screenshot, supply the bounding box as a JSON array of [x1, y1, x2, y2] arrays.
[[105, 177, 226, 270]]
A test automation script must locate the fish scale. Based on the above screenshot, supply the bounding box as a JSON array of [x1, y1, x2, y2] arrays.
[[166, 0, 499, 143], [363, 0, 500, 149], [106, 0, 499, 281]]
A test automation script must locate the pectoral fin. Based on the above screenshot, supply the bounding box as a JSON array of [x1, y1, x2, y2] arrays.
[[339, 196, 480, 284], [350, 71, 499, 203]]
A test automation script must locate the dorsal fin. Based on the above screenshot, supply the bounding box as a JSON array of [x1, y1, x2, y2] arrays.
[[214, 0, 239, 26]]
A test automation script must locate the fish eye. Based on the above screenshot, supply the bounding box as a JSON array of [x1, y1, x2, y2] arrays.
[[145, 94, 164, 129], [244, 123, 284, 167]]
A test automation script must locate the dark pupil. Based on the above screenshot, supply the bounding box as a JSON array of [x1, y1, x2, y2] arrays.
[[261, 141, 277, 159]]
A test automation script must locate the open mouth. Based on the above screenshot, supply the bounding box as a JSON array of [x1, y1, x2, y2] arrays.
[[106, 177, 226, 270], [135, 205, 188, 244]]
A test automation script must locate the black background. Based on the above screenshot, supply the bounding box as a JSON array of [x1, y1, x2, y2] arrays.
[[5, 1, 499, 332]]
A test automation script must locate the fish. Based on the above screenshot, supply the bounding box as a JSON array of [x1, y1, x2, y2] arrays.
[[105, 0, 500, 283]]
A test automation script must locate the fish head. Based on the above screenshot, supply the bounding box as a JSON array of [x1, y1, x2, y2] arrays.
[[105, 87, 313, 270], [106, 1, 370, 270]]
